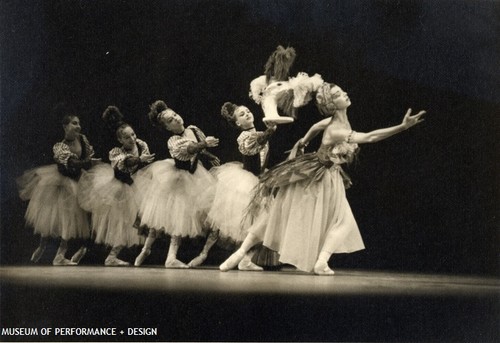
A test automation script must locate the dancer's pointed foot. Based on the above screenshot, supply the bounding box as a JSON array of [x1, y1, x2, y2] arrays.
[[134, 249, 151, 267], [105, 256, 130, 267], [70, 247, 88, 264], [53, 254, 77, 266], [165, 258, 189, 269], [31, 246, 46, 263], [188, 252, 207, 268], [220, 250, 245, 272], [313, 260, 335, 275], [238, 259, 264, 271]]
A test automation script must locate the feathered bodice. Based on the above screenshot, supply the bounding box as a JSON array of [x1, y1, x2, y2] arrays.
[[317, 141, 359, 166]]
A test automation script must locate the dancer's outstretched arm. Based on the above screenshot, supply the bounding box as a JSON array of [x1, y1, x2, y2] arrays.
[[326, 109, 425, 145]]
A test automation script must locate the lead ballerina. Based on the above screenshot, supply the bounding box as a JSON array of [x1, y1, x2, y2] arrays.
[[220, 82, 426, 275]]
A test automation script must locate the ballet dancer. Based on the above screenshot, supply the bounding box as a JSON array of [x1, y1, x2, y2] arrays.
[[221, 82, 425, 275]]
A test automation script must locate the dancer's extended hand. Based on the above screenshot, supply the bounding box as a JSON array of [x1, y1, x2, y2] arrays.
[[205, 136, 219, 147], [402, 109, 426, 129], [209, 155, 221, 167], [140, 153, 155, 164]]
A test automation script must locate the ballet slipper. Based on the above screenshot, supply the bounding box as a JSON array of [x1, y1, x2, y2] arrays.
[[53, 254, 77, 266], [70, 247, 88, 264], [219, 250, 245, 272], [165, 258, 189, 269], [30, 246, 46, 263], [238, 259, 264, 271], [188, 252, 207, 268], [134, 249, 151, 267], [313, 260, 335, 276], [104, 256, 130, 267]]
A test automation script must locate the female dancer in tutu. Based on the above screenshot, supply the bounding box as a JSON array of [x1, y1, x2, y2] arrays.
[[134, 100, 220, 268], [78, 106, 155, 266], [17, 103, 97, 265], [220, 82, 425, 275], [192, 102, 277, 270]]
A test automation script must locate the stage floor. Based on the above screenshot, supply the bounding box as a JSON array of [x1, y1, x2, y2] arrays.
[[1, 265, 498, 296], [1, 266, 499, 342]]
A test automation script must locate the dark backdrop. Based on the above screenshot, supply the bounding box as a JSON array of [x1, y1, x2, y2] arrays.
[[1, 0, 498, 276]]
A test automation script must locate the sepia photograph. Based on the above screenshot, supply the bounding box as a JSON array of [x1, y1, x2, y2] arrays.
[[1, 0, 498, 342]]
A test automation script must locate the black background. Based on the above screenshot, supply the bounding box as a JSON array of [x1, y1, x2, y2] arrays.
[[1, 0, 498, 276]]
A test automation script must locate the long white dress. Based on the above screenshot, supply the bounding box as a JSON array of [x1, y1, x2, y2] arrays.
[[249, 140, 365, 272]]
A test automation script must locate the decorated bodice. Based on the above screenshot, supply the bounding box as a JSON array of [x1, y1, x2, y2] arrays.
[[109, 138, 150, 184], [167, 125, 205, 173], [53, 134, 94, 179], [317, 140, 359, 166], [237, 129, 270, 176]]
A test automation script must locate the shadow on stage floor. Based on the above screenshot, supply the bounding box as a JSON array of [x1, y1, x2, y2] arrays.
[[1, 265, 498, 342]]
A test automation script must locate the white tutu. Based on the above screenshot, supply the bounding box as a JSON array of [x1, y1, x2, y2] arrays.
[[136, 159, 216, 237], [16, 164, 90, 240], [78, 163, 144, 247], [206, 162, 259, 242]]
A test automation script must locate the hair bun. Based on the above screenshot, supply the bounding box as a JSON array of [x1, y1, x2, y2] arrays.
[[102, 106, 125, 131], [221, 102, 238, 123], [148, 100, 169, 127]]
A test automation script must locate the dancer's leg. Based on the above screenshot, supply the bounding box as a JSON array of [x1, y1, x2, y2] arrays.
[[220, 232, 262, 271], [134, 229, 156, 267], [165, 235, 189, 269], [313, 251, 334, 275], [70, 238, 90, 264], [31, 236, 49, 263], [188, 230, 219, 267], [53, 239, 77, 266], [237, 247, 263, 271], [105, 245, 130, 266]]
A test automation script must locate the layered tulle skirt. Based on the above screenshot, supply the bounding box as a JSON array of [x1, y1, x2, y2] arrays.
[[78, 163, 144, 247], [16, 164, 90, 240], [249, 153, 365, 272], [135, 159, 215, 238], [205, 162, 258, 242]]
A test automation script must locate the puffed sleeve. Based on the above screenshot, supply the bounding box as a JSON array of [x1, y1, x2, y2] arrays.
[[168, 136, 193, 161], [237, 131, 269, 156], [109, 147, 128, 171], [53, 142, 77, 167]]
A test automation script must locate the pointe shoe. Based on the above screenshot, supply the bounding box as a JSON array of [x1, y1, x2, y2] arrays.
[[53, 254, 77, 266], [134, 249, 151, 267], [238, 259, 264, 271], [219, 250, 245, 272], [31, 246, 46, 263], [165, 258, 189, 269], [313, 260, 335, 276], [70, 247, 88, 264], [105, 256, 130, 267], [188, 253, 207, 268]]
